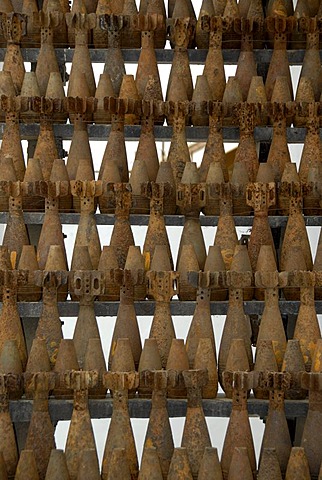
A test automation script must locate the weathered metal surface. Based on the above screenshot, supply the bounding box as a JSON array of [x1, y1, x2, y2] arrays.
[[221, 372, 257, 480], [0, 451, 8, 480], [256, 280, 286, 370], [282, 339, 306, 400], [138, 339, 162, 398], [167, 109, 191, 183], [194, 338, 218, 399], [129, 157, 150, 214], [102, 372, 139, 480], [0, 275, 28, 370], [33, 118, 59, 181], [167, 448, 193, 480], [198, 447, 223, 480], [34, 274, 64, 367], [22, 159, 45, 212], [143, 183, 173, 269], [67, 16, 96, 98], [228, 447, 253, 480], [299, 27, 321, 101], [214, 185, 238, 270], [25, 338, 51, 399], [299, 112, 321, 183], [235, 28, 257, 101], [265, 22, 293, 101], [67, 115, 93, 182], [167, 18, 194, 102], [257, 448, 282, 480], [0, 375, 19, 479], [71, 183, 101, 270], [177, 181, 207, 270], [45, 449, 71, 480], [285, 447, 311, 480], [53, 340, 79, 399], [37, 194, 67, 271], [147, 270, 177, 369], [142, 370, 174, 479], [135, 16, 163, 100], [17, 245, 41, 302], [186, 287, 215, 368], [45, 245, 68, 302], [225, 339, 250, 399], [0, 15, 321, 479], [3, 195, 30, 269], [35, 22, 60, 97], [204, 246, 227, 301], [14, 449, 39, 480], [177, 244, 198, 301], [255, 245, 277, 301], [84, 338, 107, 399], [136, 115, 160, 182], [0, 340, 23, 399], [192, 75, 211, 126], [109, 184, 134, 268], [280, 187, 313, 272], [109, 271, 142, 370], [0, 157, 17, 212], [253, 341, 278, 401], [218, 284, 252, 386], [99, 16, 125, 94], [98, 246, 120, 301], [230, 245, 253, 301], [99, 113, 128, 183], [64, 371, 98, 480], [301, 350, 322, 478], [73, 298, 100, 362], [24, 372, 57, 479], [138, 446, 163, 480], [109, 338, 136, 395], [294, 278, 321, 373], [181, 370, 211, 479], [268, 108, 292, 183], [166, 342, 189, 399], [106, 447, 131, 480], [259, 373, 292, 477], [72, 159, 96, 213], [76, 449, 101, 480], [246, 182, 276, 271], [2, 15, 25, 94], [234, 103, 259, 181], [124, 246, 146, 300], [70, 248, 93, 300]]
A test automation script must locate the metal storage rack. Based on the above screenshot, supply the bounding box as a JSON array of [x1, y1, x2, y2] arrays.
[[9, 395, 309, 423], [0, 43, 319, 429]]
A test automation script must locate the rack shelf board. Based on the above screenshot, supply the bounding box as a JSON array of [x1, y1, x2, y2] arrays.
[[10, 300, 320, 317], [5, 48, 307, 65], [9, 395, 309, 423], [0, 123, 311, 143], [0, 213, 320, 227]]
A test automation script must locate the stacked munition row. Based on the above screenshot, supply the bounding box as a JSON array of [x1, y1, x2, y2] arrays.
[[1, 0, 322, 479], [0, 0, 322, 51]]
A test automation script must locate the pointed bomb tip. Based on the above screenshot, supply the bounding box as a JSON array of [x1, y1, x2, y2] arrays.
[[228, 447, 253, 480], [45, 449, 70, 480], [285, 447, 310, 480], [168, 448, 193, 480]]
